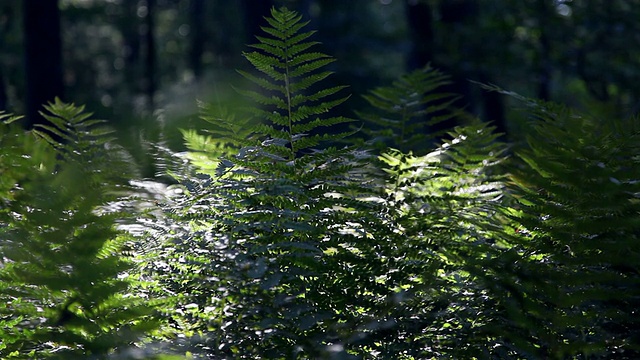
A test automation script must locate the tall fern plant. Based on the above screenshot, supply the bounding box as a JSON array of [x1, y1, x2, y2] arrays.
[[237, 7, 353, 163], [356, 64, 461, 154], [141, 7, 524, 359], [0, 101, 158, 358], [479, 89, 640, 358], [144, 7, 446, 358]]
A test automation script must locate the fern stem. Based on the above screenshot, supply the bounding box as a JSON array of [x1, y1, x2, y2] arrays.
[[284, 56, 294, 161]]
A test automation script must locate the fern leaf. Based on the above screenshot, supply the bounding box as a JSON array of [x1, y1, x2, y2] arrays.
[[237, 7, 352, 162], [357, 64, 462, 154]]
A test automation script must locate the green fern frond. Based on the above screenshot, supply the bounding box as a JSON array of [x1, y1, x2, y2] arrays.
[[238, 6, 353, 162], [33, 98, 137, 193], [0, 111, 23, 125], [357, 64, 461, 154], [196, 101, 258, 148], [0, 167, 157, 358], [0, 114, 55, 206], [486, 88, 640, 358], [0, 103, 159, 358], [179, 128, 230, 176], [34, 97, 115, 151]]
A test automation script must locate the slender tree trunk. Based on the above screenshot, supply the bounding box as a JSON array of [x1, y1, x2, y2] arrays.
[[0, 6, 11, 112], [23, 0, 64, 128], [536, 0, 553, 101], [404, 0, 434, 69], [122, 1, 141, 94], [478, 72, 507, 136], [189, 0, 205, 80], [404, 0, 507, 137], [144, 0, 156, 110], [0, 69, 7, 111]]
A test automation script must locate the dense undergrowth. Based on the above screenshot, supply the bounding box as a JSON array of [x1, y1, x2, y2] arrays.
[[1, 7, 639, 359]]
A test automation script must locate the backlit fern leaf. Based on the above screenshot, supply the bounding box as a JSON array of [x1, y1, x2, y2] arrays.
[[357, 64, 461, 154], [34, 98, 114, 155], [32, 98, 135, 191], [237, 7, 353, 161], [0, 104, 158, 358], [482, 86, 640, 358], [196, 101, 257, 148]]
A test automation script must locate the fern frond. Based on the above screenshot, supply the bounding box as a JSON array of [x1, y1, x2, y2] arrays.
[[238, 6, 353, 162], [0, 127, 158, 357], [31, 99, 137, 195], [35, 98, 115, 151], [357, 64, 462, 154], [0, 111, 23, 125], [489, 89, 640, 358]]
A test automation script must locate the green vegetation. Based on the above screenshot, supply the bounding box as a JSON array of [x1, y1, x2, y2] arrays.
[[1, 7, 639, 359]]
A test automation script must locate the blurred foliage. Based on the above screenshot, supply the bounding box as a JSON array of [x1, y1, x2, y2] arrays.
[[490, 86, 640, 358], [356, 64, 462, 154], [0, 102, 161, 358], [3, 0, 640, 153]]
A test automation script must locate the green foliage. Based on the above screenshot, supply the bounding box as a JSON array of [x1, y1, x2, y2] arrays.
[[0, 112, 55, 204], [236, 6, 354, 160], [0, 104, 159, 358], [147, 7, 384, 358], [377, 119, 509, 358], [34, 98, 136, 187], [357, 64, 460, 153], [484, 90, 640, 359], [4, 5, 640, 360], [145, 7, 512, 359]]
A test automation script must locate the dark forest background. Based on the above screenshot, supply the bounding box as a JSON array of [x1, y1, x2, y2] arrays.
[[2, 0, 640, 153]]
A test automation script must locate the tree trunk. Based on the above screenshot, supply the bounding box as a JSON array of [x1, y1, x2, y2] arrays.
[[0, 69, 7, 111], [404, 0, 434, 69], [189, 0, 205, 80], [122, 1, 141, 94], [23, 0, 64, 128], [144, 0, 156, 110], [535, 0, 553, 101]]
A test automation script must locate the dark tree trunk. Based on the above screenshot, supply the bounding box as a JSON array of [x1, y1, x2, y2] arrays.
[[0, 69, 7, 111], [478, 73, 507, 136], [23, 0, 64, 128], [404, 0, 466, 138], [240, 0, 273, 41], [404, 0, 434, 69], [536, 0, 553, 101], [144, 0, 156, 110], [122, 2, 141, 92], [189, 0, 205, 80], [404, 0, 507, 137], [0, 5, 11, 112]]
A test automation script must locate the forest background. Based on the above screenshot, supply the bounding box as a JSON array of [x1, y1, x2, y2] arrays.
[[3, 0, 640, 162]]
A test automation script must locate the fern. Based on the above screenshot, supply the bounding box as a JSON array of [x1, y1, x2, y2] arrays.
[[478, 87, 640, 358], [357, 64, 461, 154], [34, 98, 114, 156], [0, 103, 159, 358], [377, 118, 510, 358], [141, 7, 523, 359], [33, 98, 136, 192], [234, 7, 353, 162], [141, 6, 640, 359], [195, 101, 257, 148], [144, 7, 414, 358], [0, 112, 55, 206]]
